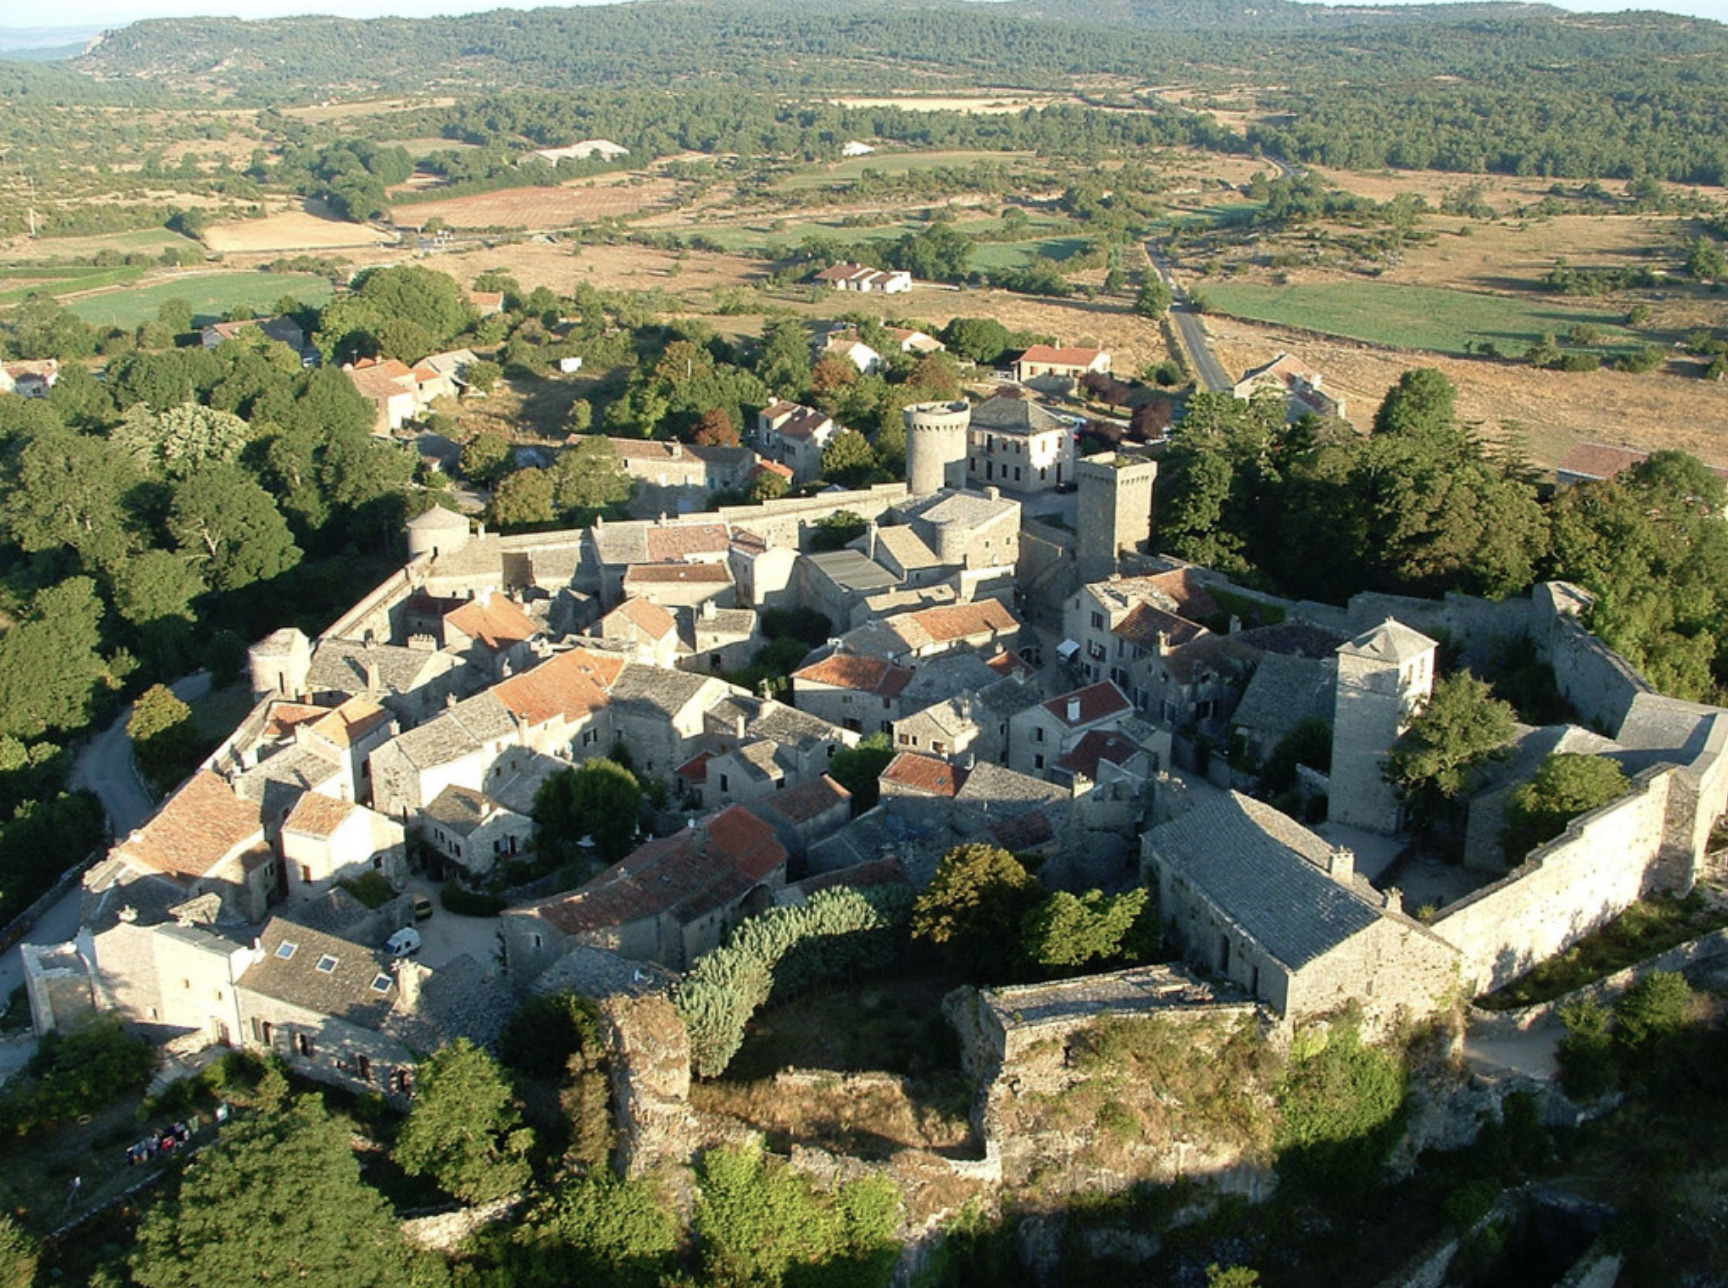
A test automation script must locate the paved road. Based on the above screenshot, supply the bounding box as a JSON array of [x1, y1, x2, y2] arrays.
[[1145, 244, 1232, 392]]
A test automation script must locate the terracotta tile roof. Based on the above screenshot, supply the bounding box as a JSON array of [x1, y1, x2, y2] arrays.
[[1113, 601, 1207, 650], [1044, 681, 1132, 728], [751, 460, 796, 482], [1056, 730, 1142, 781], [1123, 568, 1221, 621], [675, 751, 712, 784], [789, 856, 907, 899], [623, 563, 732, 586], [530, 805, 786, 936], [1018, 345, 1106, 368], [308, 697, 392, 749], [470, 290, 504, 309], [766, 405, 833, 442], [793, 653, 913, 697], [283, 792, 357, 838], [1550, 441, 1728, 483], [446, 594, 539, 652], [645, 523, 730, 562], [493, 648, 622, 726], [118, 771, 263, 881], [262, 701, 326, 739], [881, 752, 965, 797], [607, 597, 678, 640], [986, 652, 1033, 680], [908, 599, 1020, 644], [757, 774, 850, 823], [345, 357, 417, 402]]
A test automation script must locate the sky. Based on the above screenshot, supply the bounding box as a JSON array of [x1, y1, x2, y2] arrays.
[[24, 0, 1728, 32]]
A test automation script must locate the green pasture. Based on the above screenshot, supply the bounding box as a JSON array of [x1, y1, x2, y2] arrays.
[[0, 266, 147, 307], [1201, 281, 1638, 358], [968, 234, 1091, 272], [777, 148, 1031, 190], [65, 271, 334, 329], [383, 136, 481, 158], [3, 228, 201, 263]]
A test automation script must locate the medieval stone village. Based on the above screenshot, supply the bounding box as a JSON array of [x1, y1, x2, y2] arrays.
[[11, 344, 1727, 1283]]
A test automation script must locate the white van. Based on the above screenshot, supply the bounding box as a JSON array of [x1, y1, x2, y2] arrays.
[[385, 927, 422, 958]]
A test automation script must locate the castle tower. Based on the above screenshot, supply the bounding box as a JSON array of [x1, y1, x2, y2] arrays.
[[1075, 451, 1157, 584], [405, 505, 473, 560], [904, 400, 971, 497], [249, 627, 312, 701], [1328, 619, 1438, 835]]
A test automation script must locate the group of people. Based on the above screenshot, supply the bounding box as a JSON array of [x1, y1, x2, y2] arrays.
[[124, 1120, 193, 1166]]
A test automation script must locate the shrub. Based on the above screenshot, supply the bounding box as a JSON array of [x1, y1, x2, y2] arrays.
[[0, 1017, 154, 1135], [1275, 1024, 1407, 1202], [339, 870, 395, 909], [441, 880, 506, 917], [1613, 969, 1694, 1055], [501, 992, 606, 1080], [675, 886, 913, 1078], [1556, 996, 1618, 1100]]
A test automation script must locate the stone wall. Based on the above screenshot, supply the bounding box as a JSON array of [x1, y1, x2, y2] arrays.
[[1530, 584, 1651, 733], [320, 556, 429, 645], [1475, 925, 1728, 1029], [1432, 766, 1677, 993]]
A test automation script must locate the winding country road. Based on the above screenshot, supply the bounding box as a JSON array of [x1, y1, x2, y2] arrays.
[[1145, 244, 1232, 392]]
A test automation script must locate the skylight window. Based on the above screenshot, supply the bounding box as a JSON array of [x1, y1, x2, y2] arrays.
[[316, 954, 339, 973], [276, 941, 298, 960], [370, 973, 393, 993]]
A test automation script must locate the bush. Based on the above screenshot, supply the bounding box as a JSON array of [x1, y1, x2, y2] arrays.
[[441, 880, 506, 917], [0, 1017, 154, 1135], [500, 992, 606, 1080], [675, 886, 913, 1078], [339, 870, 396, 909], [1613, 969, 1694, 1055], [1275, 1024, 1407, 1202], [1556, 996, 1618, 1100]]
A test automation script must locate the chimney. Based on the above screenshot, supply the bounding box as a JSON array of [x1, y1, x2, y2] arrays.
[[985, 486, 1000, 501], [670, 441, 682, 459], [1383, 886, 1403, 915], [702, 598, 717, 621], [394, 958, 425, 1012], [1155, 630, 1169, 657], [1229, 615, 1242, 634], [866, 520, 878, 561], [1067, 697, 1082, 723], [734, 712, 747, 740], [658, 512, 669, 525], [363, 644, 381, 693], [478, 586, 493, 607], [1327, 846, 1355, 884]]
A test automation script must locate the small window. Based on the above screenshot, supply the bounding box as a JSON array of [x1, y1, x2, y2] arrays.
[[297, 1032, 316, 1058], [532, 933, 543, 950], [1091, 611, 1104, 629], [316, 954, 339, 974], [1034, 754, 1045, 770], [300, 864, 312, 884], [276, 941, 299, 960], [371, 973, 393, 993], [719, 773, 729, 792], [1034, 727, 1045, 743]]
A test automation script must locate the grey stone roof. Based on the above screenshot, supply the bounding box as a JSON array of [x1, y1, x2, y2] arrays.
[[408, 506, 471, 532], [231, 746, 343, 816], [1340, 619, 1436, 664], [82, 861, 189, 932], [490, 752, 568, 816], [1232, 654, 1336, 738], [710, 694, 846, 747], [589, 521, 653, 566], [970, 393, 1064, 436], [976, 673, 1047, 718], [903, 489, 1019, 531], [384, 953, 514, 1056], [527, 943, 678, 1001], [423, 785, 493, 836], [307, 639, 442, 696], [278, 888, 410, 943], [611, 662, 716, 717], [900, 699, 976, 739], [900, 653, 1001, 708], [954, 760, 1066, 808], [427, 532, 504, 580], [1145, 792, 1380, 970], [873, 525, 942, 570], [388, 693, 517, 770], [241, 917, 399, 1026], [1233, 621, 1350, 661], [805, 549, 901, 595]]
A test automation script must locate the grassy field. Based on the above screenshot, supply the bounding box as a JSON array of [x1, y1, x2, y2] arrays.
[[968, 234, 1092, 272], [778, 149, 1032, 190], [0, 228, 201, 264], [0, 266, 148, 307], [1202, 280, 1637, 358], [693, 211, 1083, 271], [66, 271, 334, 329]]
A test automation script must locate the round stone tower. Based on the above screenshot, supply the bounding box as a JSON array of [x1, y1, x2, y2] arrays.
[[405, 505, 473, 560], [903, 400, 972, 497]]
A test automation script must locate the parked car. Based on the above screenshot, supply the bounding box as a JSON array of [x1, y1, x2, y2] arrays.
[[413, 894, 435, 922], [385, 927, 422, 958]]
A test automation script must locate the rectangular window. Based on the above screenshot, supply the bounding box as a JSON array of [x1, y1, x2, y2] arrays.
[[357, 1054, 371, 1082], [1090, 611, 1104, 629], [1034, 753, 1045, 770], [300, 865, 312, 884], [719, 773, 729, 792], [297, 1032, 316, 1058], [1034, 727, 1044, 743]]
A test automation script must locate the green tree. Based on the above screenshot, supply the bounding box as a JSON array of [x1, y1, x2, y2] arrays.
[[940, 316, 1011, 366], [912, 843, 1043, 978], [130, 684, 197, 795], [132, 1093, 425, 1288], [0, 1215, 36, 1288], [394, 1038, 533, 1204], [169, 463, 302, 592], [112, 402, 251, 477], [0, 578, 128, 742], [567, 398, 594, 435], [460, 431, 512, 485], [810, 510, 868, 551], [1021, 888, 1149, 971], [1207, 1266, 1262, 1288], [572, 757, 643, 863], [509, 1172, 678, 1288], [463, 358, 503, 393], [1502, 753, 1630, 861], [747, 468, 790, 502], [3, 427, 140, 574], [1687, 238, 1727, 281], [757, 319, 814, 398], [821, 428, 879, 487], [1135, 276, 1173, 319], [1385, 673, 1516, 834], [553, 438, 632, 515], [827, 732, 893, 813], [488, 467, 558, 529], [1373, 367, 1458, 447]]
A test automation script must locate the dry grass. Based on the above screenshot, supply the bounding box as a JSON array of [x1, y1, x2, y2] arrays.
[[1201, 310, 1728, 468], [829, 94, 1078, 114], [281, 96, 455, 123], [203, 199, 398, 254], [690, 1071, 973, 1159], [399, 176, 681, 230]]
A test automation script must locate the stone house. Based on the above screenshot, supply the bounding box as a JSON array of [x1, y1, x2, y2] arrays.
[[279, 794, 407, 900], [791, 653, 912, 735], [1008, 681, 1133, 779], [501, 805, 789, 976], [819, 333, 884, 376], [755, 402, 839, 483], [107, 771, 279, 922], [1, 359, 59, 398], [438, 591, 543, 683], [728, 534, 800, 610], [1230, 652, 1338, 765], [798, 549, 903, 629], [812, 263, 912, 293], [608, 438, 760, 514], [895, 488, 1022, 579], [1232, 353, 1346, 421], [595, 598, 682, 669], [587, 517, 733, 606], [608, 665, 736, 780], [201, 316, 307, 353], [1144, 792, 1459, 1031], [1329, 620, 1438, 836], [300, 637, 468, 728], [744, 776, 852, 865], [419, 785, 533, 877], [868, 525, 946, 588], [620, 563, 735, 612], [967, 392, 1075, 494], [835, 599, 1022, 667], [681, 603, 761, 675], [1063, 569, 1219, 690], [892, 700, 980, 761], [1011, 345, 1110, 384]]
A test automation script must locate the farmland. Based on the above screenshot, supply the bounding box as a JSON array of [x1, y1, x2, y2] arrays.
[[0, 228, 202, 263], [65, 271, 334, 329], [202, 200, 401, 254], [1200, 280, 1637, 358], [777, 149, 1034, 190], [396, 176, 681, 230]]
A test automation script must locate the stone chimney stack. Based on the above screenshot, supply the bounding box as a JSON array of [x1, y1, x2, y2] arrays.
[[363, 643, 381, 693], [1327, 846, 1356, 885], [1067, 697, 1082, 723], [394, 958, 425, 1012], [1382, 887, 1403, 915], [702, 599, 717, 621]]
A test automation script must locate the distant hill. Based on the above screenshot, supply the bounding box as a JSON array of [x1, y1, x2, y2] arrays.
[[66, 0, 1728, 103], [0, 24, 105, 59]]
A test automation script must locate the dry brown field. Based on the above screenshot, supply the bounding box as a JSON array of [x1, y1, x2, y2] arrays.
[[1201, 310, 1728, 469], [830, 93, 1078, 114], [203, 199, 399, 254], [398, 177, 681, 230], [282, 97, 455, 123]]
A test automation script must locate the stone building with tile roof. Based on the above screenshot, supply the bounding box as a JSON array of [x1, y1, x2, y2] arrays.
[[502, 805, 788, 976], [1008, 681, 1134, 779], [1144, 792, 1459, 1030], [279, 795, 407, 899], [791, 653, 914, 735]]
